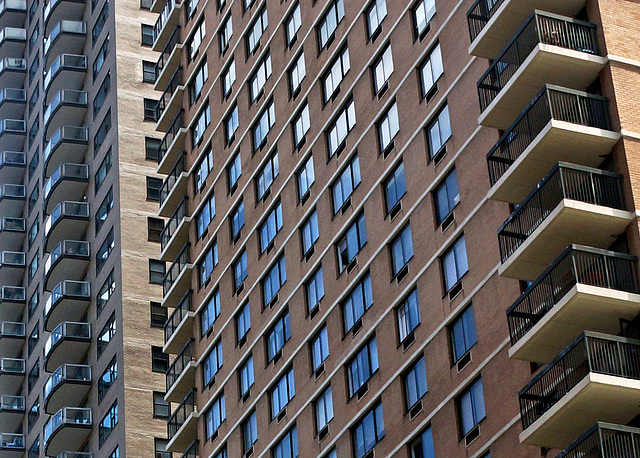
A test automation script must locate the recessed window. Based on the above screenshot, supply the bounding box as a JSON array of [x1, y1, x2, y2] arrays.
[[205, 393, 226, 439], [322, 46, 349, 103], [372, 44, 394, 94], [317, 0, 344, 51], [153, 391, 170, 418], [150, 302, 166, 328], [99, 401, 118, 448], [95, 148, 112, 192], [419, 43, 444, 99], [297, 155, 315, 202], [246, 7, 268, 56], [141, 24, 154, 46], [457, 378, 486, 437], [273, 426, 298, 457], [189, 60, 208, 105], [154, 438, 171, 458], [384, 161, 406, 214], [342, 272, 373, 333], [332, 154, 361, 214], [352, 402, 385, 457], [241, 411, 258, 454], [366, 0, 387, 38], [239, 355, 254, 397], [98, 313, 117, 358], [397, 288, 420, 344], [198, 240, 218, 287], [442, 235, 468, 292], [285, 2, 301, 47], [230, 199, 245, 242], [413, 0, 436, 38], [348, 337, 378, 397], [259, 201, 283, 253], [189, 19, 206, 62], [149, 259, 166, 285], [301, 209, 319, 257], [233, 250, 248, 293], [410, 426, 435, 458], [256, 151, 279, 202], [146, 177, 162, 201], [378, 102, 399, 153], [450, 305, 477, 364], [404, 355, 428, 409], [311, 326, 329, 372], [219, 15, 232, 55], [292, 103, 310, 149], [327, 99, 356, 158], [315, 386, 333, 432], [97, 228, 115, 274], [249, 53, 272, 103], [390, 224, 414, 278], [288, 51, 306, 97], [28, 398, 39, 432], [228, 153, 241, 194], [97, 270, 116, 317], [196, 193, 216, 239], [192, 102, 211, 146], [434, 168, 459, 225], [269, 367, 295, 419], [305, 267, 324, 314], [262, 255, 286, 308], [266, 309, 290, 362], [223, 59, 236, 98], [236, 301, 251, 343], [336, 213, 367, 274], [151, 346, 169, 373], [200, 288, 221, 336], [147, 217, 164, 243], [252, 100, 276, 152], [225, 104, 239, 144], [145, 137, 161, 161], [426, 104, 452, 161], [203, 340, 223, 386], [143, 98, 158, 121]]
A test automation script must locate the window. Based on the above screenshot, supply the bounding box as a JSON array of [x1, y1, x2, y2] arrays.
[[97, 228, 115, 274], [419, 43, 444, 98], [28, 323, 39, 356], [397, 289, 420, 343], [267, 310, 290, 362], [413, 0, 436, 38], [297, 155, 314, 202], [285, 2, 301, 47], [96, 187, 114, 234], [249, 53, 272, 103], [252, 100, 275, 151], [315, 387, 334, 433], [28, 22, 38, 55], [146, 177, 162, 201], [109, 447, 120, 458], [301, 209, 319, 257], [192, 102, 211, 146], [93, 35, 110, 79], [292, 103, 310, 148], [410, 426, 435, 458], [246, 7, 268, 56], [189, 20, 206, 62], [205, 393, 226, 439], [306, 267, 324, 314], [28, 398, 39, 432], [458, 378, 486, 436], [256, 151, 279, 202], [327, 99, 356, 157], [242, 0, 254, 10], [140, 0, 151, 8], [219, 15, 232, 54], [366, 0, 387, 38], [270, 367, 295, 419], [323, 47, 350, 103], [311, 326, 329, 372], [28, 289, 39, 320], [223, 60, 236, 97], [99, 401, 118, 447], [154, 439, 171, 458], [384, 162, 406, 214], [262, 255, 286, 307], [373, 45, 394, 94], [239, 355, 254, 397], [230, 200, 244, 242], [98, 313, 116, 358], [153, 391, 170, 418], [442, 236, 468, 292], [95, 110, 112, 154], [28, 218, 38, 249], [236, 301, 250, 343], [427, 104, 452, 161], [196, 193, 216, 239], [28, 184, 39, 215], [149, 259, 166, 285], [343, 273, 373, 334], [27, 363, 37, 396], [29, 54, 38, 84], [198, 240, 218, 287], [404, 356, 428, 409], [332, 154, 361, 213], [434, 168, 459, 225], [97, 270, 116, 317], [148, 217, 164, 243], [233, 250, 248, 293], [348, 337, 378, 397], [94, 72, 111, 119], [28, 151, 38, 181], [391, 224, 414, 277], [259, 201, 283, 253], [225, 104, 239, 144], [141, 24, 153, 46], [288, 52, 306, 97], [318, 0, 344, 51], [150, 302, 167, 328], [450, 305, 477, 363], [336, 213, 367, 274], [353, 402, 385, 458], [151, 346, 169, 373], [195, 146, 214, 192], [189, 60, 208, 105], [92, 0, 109, 45], [242, 411, 258, 454], [29, 86, 39, 116], [228, 153, 241, 193], [28, 437, 39, 458], [378, 102, 399, 153], [28, 254, 38, 283], [200, 288, 221, 336], [95, 148, 112, 192], [145, 137, 161, 161], [186, 0, 199, 18]]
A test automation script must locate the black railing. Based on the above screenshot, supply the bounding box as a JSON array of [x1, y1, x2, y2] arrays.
[[156, 67, 182, 121], [519, 332, 640, 430], [157, 109, 184, 165], [166, 338, 194, 393], [163, 243, 190, 296], [160, 152, 186, 207], [498, 163, 625, 262], [486, 85, 612, 186], [557, 422, 640, 458], [155, 26, 180, 80], [164, 290, 192, 345], [181, 440, 198, 458], [167, 389, 195, 440], [161, 197, 187, 252], [507, 245, 639, 345], [467, 0, 507, 42], [478, 12, 599, 111]]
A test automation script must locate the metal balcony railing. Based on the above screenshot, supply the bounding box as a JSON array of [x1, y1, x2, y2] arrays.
[[498, 163, 625, 262], [158, 109, 184, 165], [0, 286, 24, 302], [164, 290, 192, 344], [507, 245, 639, 345], [0, 184, 25, 200], [44, 0, 86, 24], [44, 240, 90, 276], [57, 453, 93, 458], [556, 422, 640, 458], [466, 0, 507, 42], [43, 407, 92, 444], [0, 394, 24, 412], [0, 251, 24, 267], [0, 57, 25, 74], [44, 163, 89, 200], [44, 201, 90, 237], [44, 54, 87, 91], [44, 126, 88, 164], [486, 85, 612, 186], [160, 152, 186, 206], [0, 119, 25, 135], [163, 243, 189, 296], [161, 197, 187, 252], [166, 338, 194, 393], [0, 433, 24, 450], [44, 364, 91, 400], [168, 388, 195, 440], [0, 88, 25, 105], [43, 280, 90, 319], [0, 217, 25, 233], [44, 321, 90, 359], [519, 332, 640, 430], [0, 27, 26, 44], [153, 0, 177, 43], [0, 321, 24, 337], [156, 67, 182, 121], [43, 89, 88, 127], [155, 26, 180, 80], [0, 357, 24, 373], [44, 20, 86, 57], [0, 151, 24, 168]]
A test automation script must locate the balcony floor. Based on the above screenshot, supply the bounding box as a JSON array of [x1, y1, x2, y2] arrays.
[[165, 361, 196, 403], [163, 311, 195, 355], [166, 412, 198, 453]]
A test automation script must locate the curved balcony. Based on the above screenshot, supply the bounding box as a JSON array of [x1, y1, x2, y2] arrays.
[[44, 54, 87, 104], [44, 364, 91, 414], [43, 280, 90, 332], [154, 26, 181, 94], [0, 88, 25, 119], [0, 286, 24, 322], [467, 0, 587, 58], [44, 202, 90, 251], [519, 332, 640, 448], [0, 27, 25, 60], [498, 163, 633, 281], [0, 395, 25, 431], [44, 126, 88, 176], [162, 243, 192, 306], [0, 151, 24, 183], [161, 197, 189, 262], [159, 153, 187, 217], [156, 67, 184, 132], [508, 245, 640, 363], [57, 453, 94, 458], [0, 433, 24, 457], [152, 0, 181, 52], [44, 163, 89, 213], [165, 339, 195, 403], [44, 322, 90, 372], [167, 389, 197, 453], [44, 0, 86, 36], [44, 241, 90, 290], [0, 251, 24, 285], [0, 0, 26, 29], [43, 407, 92, 457], [0, 57, 25, 87], [0, 217, 24, 251], [556, 422, 640, 458], [44, 21, 86, 68], [0, 184, 24, 215], [164, 290, 194, 354], [157, 109, 186, 175], [44, 90, 88, 138], [0, 119, 25, 151], [487, 86, 620, 204], [0, 358, 24, 392], [0, 321, 24, 357]]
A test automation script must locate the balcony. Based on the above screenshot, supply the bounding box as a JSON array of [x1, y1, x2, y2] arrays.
[[498, 163, 632, 281], [44, 241, 90, 290], [161, 197, 189, 262], [0, 358, 24, 392], [43, 280, 90, 332], [519, 332, 640, 448], [44, 54, 87, 104], [165, 339, 195, 403], [154, 26, 181, 91], [0, 28, 25, 60], [0, 217, 24, 251], [44, 0, 86, 35], [180, 441, 198, 458], [44, 21, 86, 68], [0, 395, 25, 432], [487, 86, 619, 203], [44, 163, 89, 213], [0, 321, 24, 357], [44, 364, 91, 414], [44, 322, 91, 372], [467, 0, 588, 58], [159, 153, 187, 217], [44, 202, 90, 251], [57, 453, 94, 458], [152, 0, 181, 52], [164, 291, 194, 354], [0, 57, 25, 87], [157, 109, 186, 175], [0, 184, 24, 215], [44, 90, 88, 138], [0, 286, 24, 322], [0, 433, 24, 457], [43, 407, 92, 457], [556, 422, 640, 458], [167, 389, 198, 453], [162, 243, 192, 306], [0, 88, 25, 119], [0, 0, 26, 29], [0, 151, 24, 183], [0, 251, 24, 285], [44, 126, 88, 176], [0, 119, 25, 151], [156, 67, 184, 132]]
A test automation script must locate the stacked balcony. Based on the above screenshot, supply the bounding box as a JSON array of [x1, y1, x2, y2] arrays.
[[0, 251, 25, 285], [44, 241, 90, 290], [0, 151, 24, 183], [154, 26, 181, 91], [0, 321, 24, 357], [165, 338, 195, 403], [159, 152, 187, 217], [0, 28, 25, 61], [44, 163, 89, 212], [0, 58, 26, 87], [44, 54, 87, 103], [44, 90, 88, 138], [0, 395, 25, 431], [162, 243, 192, 305], [556, 422, 640, 458], [44, 201, 90, 250], [160, 197, 189, 261], [0, 358, 24, 392], [44, 21, 86, 67], [44, 126, 88, 175], [157, 108, 185, 174], [43, 280, 90, 331], [43, 407, 92, 457], [152, 0, 181, 52], [0, 184, 24, 215], [44, 0, 86, 35], [163, 290, 194, 354], [156, 67, 184, 132], [166, 389, 197, 452], [44, 322, 90, 371], [0, 286, 24, 322], [0, 88, 25, 119], [0, 0, 26, 29], [0, 432, 24, 456], [0, 217, 24, 251], [0, 119, 25, 151], [44, 364, 91, 414]]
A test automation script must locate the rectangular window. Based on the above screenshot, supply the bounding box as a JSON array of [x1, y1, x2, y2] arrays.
[[98, 313, 116, 358], [311, 326, 329, 372], [203, 340, 223, 386], [225, 105, 239, 144], [219, 15, 232, 54], [195, 147, 214, 192], [28, 361, 39, 393], [28, 253, 38, 283], [373, 45, 394, 94], [29, 55, 39, 84], [427, 104, 452, 161], [145, 137, 161, 161], [28, 288, 39, 320], [366, 0, 387, 38], [28, 218, 39, 249], [246, 7, 268, 56], [189, 19, 206, 62], [292, 103, 310, 149], [391, 224, 414, 277], [332, 154, 361, 213], [300, 209, 319, 257], [411, 426, 435, 458], [458, 378, 486, 436], [285, 2, 301, 47], [420, 43, 443, 99], [205, 393, 226, 439], [348, 337, 378, 397], [306, 267, 324, 314], [242, 411, 258, 454], [378, 102, 399, 153], [256, 152, 279, 202], [153, 391, 170, 418], [141, 24, 153, 46], [99, 401, 118, 447], [93, 35, 110, 79], [154, 439, 171, 458], [249, 53, 272, 103], [192, 102, 211, 146], [28, 323, 39, 356], [404, 356, 428, 409], [323, 46, 350, 103], [327, 99, 356, 158], [151, 345, 169, 373], [149, 259, 165, 285], [297, 155, 315, 202], [384, 161, 406, 214], [93, 72, 111, 119], [442, 235, 468, 292], [96, 187, 114, 234], [252, 100, 275, 152], [146, 176, 162, 201], [196, 193, 216, 239], [267, 309, 290, 362], [270, 367, 295, 419], [259, 201, 283, 253], [92, 0, 109, 45], [336, 213, 367, 274], [189, 60, 208, 105], [148, 217, 164, 243], [397, 289, 420, 343], [239, 355, 254, 397], [233, 250, 248, 293], [97, 270, 115, 317], [198, 240, 218, 287], [342, 272, 373, 333], [262, 255, 286, 308], [200, 288, 221, 336], [315, 387, 333, 433], [94, 109, 112, 154], [223, 60, 236, 98], [150, 301, 166, 328], [273, 427, 298, 458], [228, 153, 241, 194], [236, 301, 250, 343], [413, 0, 436, 38], [288, 51, 306, 97], [317, 0, 344, 51], [230, 200, 244, 242], [450, 305, 477, 363], [434, 168, 459, 225], [97, 228, 115, 274], [95, 148, 112, 192]]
